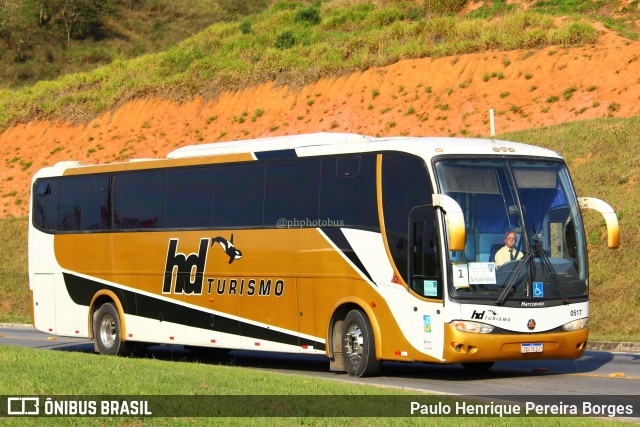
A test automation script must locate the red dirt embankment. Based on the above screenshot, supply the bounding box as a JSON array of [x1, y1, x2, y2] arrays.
[[1, 25, 639, 218]]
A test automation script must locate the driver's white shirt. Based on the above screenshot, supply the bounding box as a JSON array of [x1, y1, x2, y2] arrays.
[[495, 245, 523, 267]]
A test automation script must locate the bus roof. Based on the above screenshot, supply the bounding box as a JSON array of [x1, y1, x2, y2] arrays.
[[166, 132, 375, 158], [33, 133, 562, 180], [167, 132, 561, 160]]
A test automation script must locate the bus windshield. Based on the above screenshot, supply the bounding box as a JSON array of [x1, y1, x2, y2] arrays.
[[435, 158, 588, 303]]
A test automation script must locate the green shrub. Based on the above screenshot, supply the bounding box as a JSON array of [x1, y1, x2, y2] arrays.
[[294, 6, 321, 25], [275, 30, 296, 49], [551, 21, 597, 46], [240, 19, 253, 35], [323, 3, 374, 31], [369, 7, 404, 26], [563, 86, 577, 101]]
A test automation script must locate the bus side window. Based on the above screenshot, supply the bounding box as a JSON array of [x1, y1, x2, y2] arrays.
[[320, 155, 378, 229], [409, 206, 441, 299], [166, 167, 214, 228], [213, 163, 265, 228], [113, 171, 166, 230], [33, 179, 55, 231], [57, 177, 84, 231], [264, 159, 321, 227], [81, 176, 111, 230], [381, 153, 433, 284]]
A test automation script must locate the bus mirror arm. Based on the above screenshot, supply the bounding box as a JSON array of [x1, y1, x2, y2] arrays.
[[577, 197, 619, 249], [432, 194, 466, 252]]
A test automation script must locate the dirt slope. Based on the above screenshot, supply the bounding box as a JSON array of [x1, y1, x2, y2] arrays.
[[1, 25, 639, 218]]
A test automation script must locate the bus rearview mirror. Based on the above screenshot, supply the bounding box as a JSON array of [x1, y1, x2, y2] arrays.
[[577, 197, 619, 249], [432, 194, 466, 252]]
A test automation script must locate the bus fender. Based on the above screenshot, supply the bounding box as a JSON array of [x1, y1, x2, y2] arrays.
[[328, 297, 382, 361], [88, 290, 127, 343]]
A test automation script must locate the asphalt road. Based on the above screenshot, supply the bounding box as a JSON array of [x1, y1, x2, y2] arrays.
[[1, 325, 639, 406]]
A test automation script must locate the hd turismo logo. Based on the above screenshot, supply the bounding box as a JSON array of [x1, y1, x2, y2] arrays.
[[162, 235, 243, 295]]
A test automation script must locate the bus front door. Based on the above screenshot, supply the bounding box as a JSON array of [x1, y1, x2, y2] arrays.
[[409, 206, 445, 361]]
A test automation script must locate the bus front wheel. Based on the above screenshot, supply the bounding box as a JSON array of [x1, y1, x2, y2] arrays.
[[342, 309, 381, 377], [93, 303, 130, 356]]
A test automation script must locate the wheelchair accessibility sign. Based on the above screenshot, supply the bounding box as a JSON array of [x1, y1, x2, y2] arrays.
[[533, 282, 544, 298]]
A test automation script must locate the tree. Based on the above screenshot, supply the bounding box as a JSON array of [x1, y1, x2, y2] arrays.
[[24, 0, 59, 26], [56, 0, 114, 47], [0, 0, 30, 52], [0, 1, 7, 35]]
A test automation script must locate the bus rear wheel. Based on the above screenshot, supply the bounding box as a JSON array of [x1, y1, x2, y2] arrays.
[[342, 309, 381, 377], [93, 302, 130, 356]]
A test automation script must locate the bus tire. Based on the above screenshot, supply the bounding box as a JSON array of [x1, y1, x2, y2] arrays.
[[342, 309, 381, 377], [93, 302, 130, 356]]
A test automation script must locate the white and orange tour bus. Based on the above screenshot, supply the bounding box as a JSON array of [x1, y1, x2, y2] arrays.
[[29, 132, 619, 376]]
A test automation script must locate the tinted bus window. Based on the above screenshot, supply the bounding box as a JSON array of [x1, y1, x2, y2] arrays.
[[81, 176, 111, 230], [382, 153, 432, 282], [166, 167, 214, 228], [213, 163, 265, 228], [320, 155, 378, 229], [264, 159, 321, 227], [33, 176, 110, 232], [114, 171, 166, 229], [56, 177, 84, 231], [33, 179, 55, 231]]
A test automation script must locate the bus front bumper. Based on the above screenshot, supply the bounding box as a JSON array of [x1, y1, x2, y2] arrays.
[[442, 324, 589, 363]]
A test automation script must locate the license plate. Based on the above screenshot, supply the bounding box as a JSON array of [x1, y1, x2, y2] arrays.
[[521, 343, 543, 353]]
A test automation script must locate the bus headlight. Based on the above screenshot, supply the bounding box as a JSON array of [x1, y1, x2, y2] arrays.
[[451, 320, 495, 334], [562, 318, 588, 331]]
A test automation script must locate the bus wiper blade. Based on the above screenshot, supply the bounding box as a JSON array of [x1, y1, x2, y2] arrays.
[[534, 239, 569, 304], [495, 250, 533, 306]]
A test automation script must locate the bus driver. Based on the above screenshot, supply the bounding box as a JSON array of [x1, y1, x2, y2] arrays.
[[494, 230, 523, 267]]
